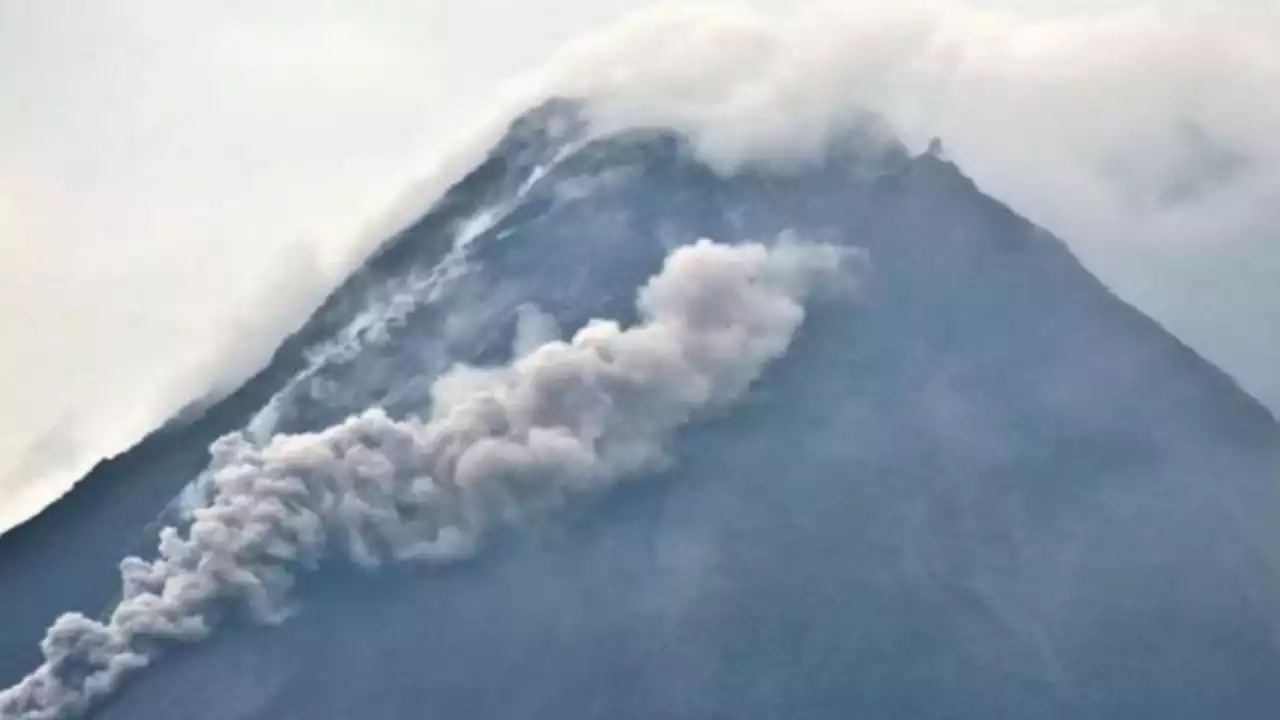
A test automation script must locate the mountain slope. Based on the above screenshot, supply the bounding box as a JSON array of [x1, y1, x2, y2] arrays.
[[2, 101, 1279, 719]]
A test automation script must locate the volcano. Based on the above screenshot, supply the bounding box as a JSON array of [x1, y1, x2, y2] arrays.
[[2, 101, 1279, 720]]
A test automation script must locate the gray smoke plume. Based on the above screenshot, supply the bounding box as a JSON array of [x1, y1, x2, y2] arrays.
[[0, 237, 852, 719]]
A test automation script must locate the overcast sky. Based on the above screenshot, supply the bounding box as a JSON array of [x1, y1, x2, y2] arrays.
[[1, 0, 1276, 532], [0, 0, 651, 529]]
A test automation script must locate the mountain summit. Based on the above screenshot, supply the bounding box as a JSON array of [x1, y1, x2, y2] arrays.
[[3, 101, 1278, 720]]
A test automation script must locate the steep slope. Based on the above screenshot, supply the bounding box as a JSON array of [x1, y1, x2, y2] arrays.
[[3, 101, 1279, 719]]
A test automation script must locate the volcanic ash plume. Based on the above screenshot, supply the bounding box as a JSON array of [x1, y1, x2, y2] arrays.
[[0, 236, 853, 719]]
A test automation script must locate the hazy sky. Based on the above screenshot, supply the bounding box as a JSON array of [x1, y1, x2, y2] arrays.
[[1, 0, 1276, 532], [0, 0, 655, 528]]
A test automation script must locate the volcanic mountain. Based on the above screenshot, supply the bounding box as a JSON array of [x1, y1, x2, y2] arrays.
[[2, 101, 1278, 719]]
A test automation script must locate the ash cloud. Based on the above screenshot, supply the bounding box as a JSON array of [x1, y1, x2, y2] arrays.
[[0, 237, 852, 719]]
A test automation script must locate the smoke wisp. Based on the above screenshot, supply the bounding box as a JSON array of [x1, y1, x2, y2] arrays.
[[0, 237, 852, 719]]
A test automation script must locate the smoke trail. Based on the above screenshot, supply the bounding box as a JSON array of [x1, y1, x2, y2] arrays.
[[0, 237, 852, 719]]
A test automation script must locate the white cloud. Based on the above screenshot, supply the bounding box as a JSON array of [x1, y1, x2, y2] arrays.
[[521, 0, 1280, 409]]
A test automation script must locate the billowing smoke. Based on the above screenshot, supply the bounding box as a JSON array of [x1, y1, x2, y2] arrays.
[[0, 237, 852, 719]]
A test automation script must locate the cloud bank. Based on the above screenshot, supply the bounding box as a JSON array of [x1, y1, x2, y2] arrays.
[[0, 237, 852, 719]]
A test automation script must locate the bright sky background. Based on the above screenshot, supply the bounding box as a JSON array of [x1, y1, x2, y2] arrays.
[[1, 0, 1276, 532]]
